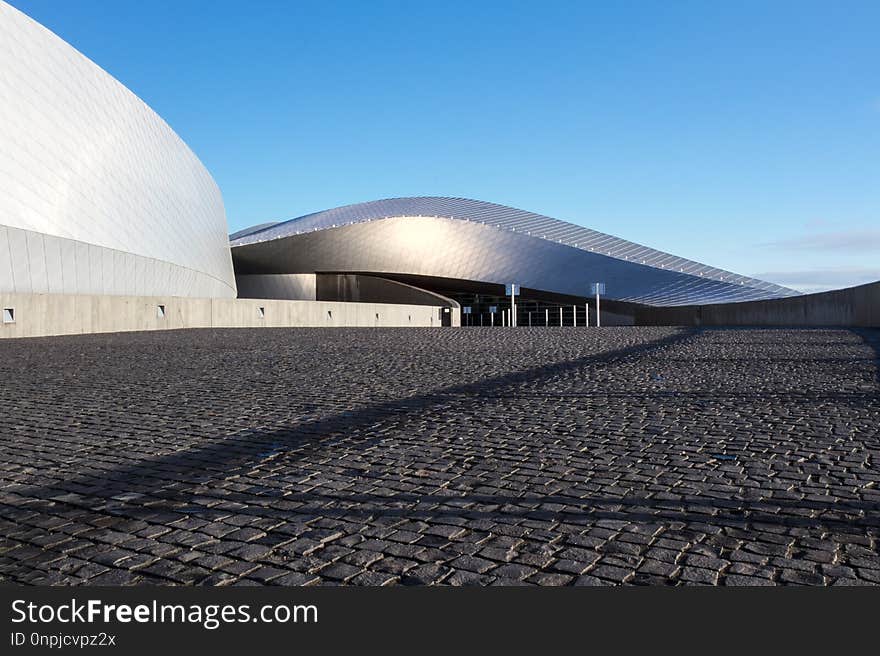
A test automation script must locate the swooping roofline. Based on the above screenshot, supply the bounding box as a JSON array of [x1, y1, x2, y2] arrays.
[[230, 196, 797, 299]]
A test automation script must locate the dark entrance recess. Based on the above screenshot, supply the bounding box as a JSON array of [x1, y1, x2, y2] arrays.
[[377, 273, 643, 327], [440, 307, 452, 327]]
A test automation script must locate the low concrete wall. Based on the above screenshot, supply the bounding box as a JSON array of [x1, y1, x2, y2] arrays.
[[595, 309, 635, 326], [634, 280, 880, 328], [0, 292, 458, 339]]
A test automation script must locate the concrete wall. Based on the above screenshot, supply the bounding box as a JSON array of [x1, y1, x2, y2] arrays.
[[0, 292, 458, 339], [595, 309, 635, 326], [633, 280, 880, 328]]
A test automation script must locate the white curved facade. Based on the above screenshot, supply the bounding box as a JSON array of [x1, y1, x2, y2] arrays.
[[0, 2, 236, 298], [232, 197, 799, 306]]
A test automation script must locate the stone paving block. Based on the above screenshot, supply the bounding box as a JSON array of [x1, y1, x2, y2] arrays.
[[449, 555, 497, 574], [723, 575, 777, 586], [348, 571, 397, 586]]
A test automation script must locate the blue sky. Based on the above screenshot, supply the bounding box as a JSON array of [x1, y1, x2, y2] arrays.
[[9, 0, 879, 292]]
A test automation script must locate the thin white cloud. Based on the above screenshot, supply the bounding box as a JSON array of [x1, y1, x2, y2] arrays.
[[760, 229, 880, 253], [752, 266, 880, 293]]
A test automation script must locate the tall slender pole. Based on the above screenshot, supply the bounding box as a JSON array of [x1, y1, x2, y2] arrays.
[[510, 284, 516, 328], [559, 307, 563, 326], [545, 308, 549, 326], [572, 305, 577, 327], [585, 302, 589, 327], [596, 288, 601, 327]]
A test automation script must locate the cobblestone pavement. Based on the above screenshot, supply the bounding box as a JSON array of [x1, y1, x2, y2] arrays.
[[1, 327, 878, 586]]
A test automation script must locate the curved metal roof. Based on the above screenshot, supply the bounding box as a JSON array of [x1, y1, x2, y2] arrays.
[[231, 196, 798, 304]]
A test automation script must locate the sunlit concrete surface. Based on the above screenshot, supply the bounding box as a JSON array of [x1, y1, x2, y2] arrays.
[[0, 327, 878, 585], [0, 292, 453, 338]]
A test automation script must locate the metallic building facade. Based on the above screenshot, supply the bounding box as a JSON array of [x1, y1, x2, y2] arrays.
[[0, 2, 236, 299], [231, 197, 797, 306]]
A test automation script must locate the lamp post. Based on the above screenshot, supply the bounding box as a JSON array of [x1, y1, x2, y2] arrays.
[[591, 283, 605, 327]]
